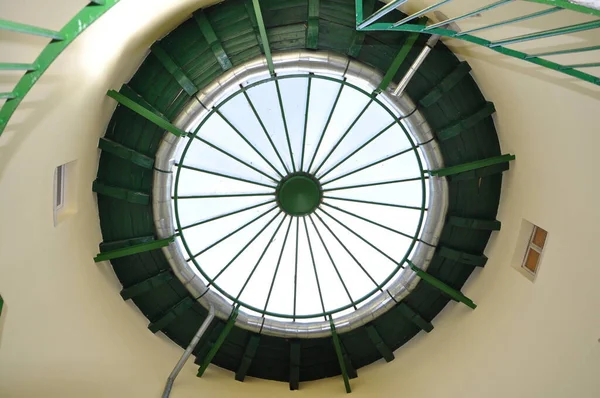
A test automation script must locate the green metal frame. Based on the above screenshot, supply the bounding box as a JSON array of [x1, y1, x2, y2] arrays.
[[197, 307, 239, 377], [355, 0, 600, 87], [330, 316, 352, 393], [94, 236, 174, 262], [0, 1, 121, 136], [408, 261, 477, 309]]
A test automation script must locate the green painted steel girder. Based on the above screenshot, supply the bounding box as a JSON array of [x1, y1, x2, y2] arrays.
[[94, 236, 174, 263], [395, 302, 433, 332], [151, 42, 198, 95], [118, 84, 167, 119], [437, 102, 496, 141], [377, 31, 421, 92], [438, 246, 488, 267], [194, 12, 233, 71], [0, 63, 37, 71], [330, 317, 352, 393], [106, 89, 186, 137], [409, 262, 477, 309], [98, 138, 154, 169], [252, 0, 275, 76], [289, 340, 301, 390], [245, 0, 264, 52], [366, 325, 394, 362], [429, 154, 515, 177], [419, 61, 472, 107], [306, 0, 320, 50], [92, 180, 150, 205], [348, 0, 376, 57], [0, 18, 64, 40], [235, 334, 260, 382], [148, 297, 195, 333], [447, 216, 501, 231], [120, 271, 174, 300], [197, 307, 239, 377], [99, 235, 154, 252]]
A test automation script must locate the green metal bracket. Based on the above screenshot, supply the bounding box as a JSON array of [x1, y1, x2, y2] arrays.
[[94, 236, 174, 263], [92, 180, 150, 205], [306, 0, 320, 50], [148, 297, 195, 333], [437, 102, 496, 141], [197, 307, 239, 377], [252, 0, 275, 76], [151, 42, 198, 95], [377, 32, 420, 92], [0, 63, 38, 71], [348, 0, 376, 57], [419, 62, 472, 107], [447, 216, 501, 231], [366, 325, 394, 362], [330, 317, 352, 393], [409, 262, 477, 309], [289, 340, 301, 390], [194, 12, 233, 71], [438, 246, 488, 267], [120, 271, 174, 300], [429, 154, 515, 178], [99, 235, 154, 252], [235, 334, 261, 382], [0, 93, 15, 100], [98, 138, 154, 169], [118, 85, 167, 119], [0, 18, 64, 40], [245, 0, 264, 52], [395, 302, 433, 332]]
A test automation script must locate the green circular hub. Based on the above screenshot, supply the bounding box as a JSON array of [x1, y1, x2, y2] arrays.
[[277, 174, 322, 216]]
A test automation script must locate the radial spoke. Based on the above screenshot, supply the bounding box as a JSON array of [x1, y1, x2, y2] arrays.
[[275, 80, 297, 172], [303, 217, 327, 319], [313, 98, 374, 176], [293, 217, 299, 320], [312, 211, 380, 289], [308, 215, 356, 309], [306, 80, 345, 172], [178, 199, 276, 231], [318, 121, 395, 180], [176, 192, 274, 199], [321, 147, 413, 186], [300, 74, 313, 171], [322, 176, 426, 192], [263, 217, 294, 313], [210, 210, 283, 285], [192, 135, 278, 183], [318, 208, 399, 265], [215, 109, 285, 178], [177, 163, 275, 189], [241, 88, 290, 175], [235, 215, 288, 301], [190, 205, 278, 259], [324, 196, 426, 211]]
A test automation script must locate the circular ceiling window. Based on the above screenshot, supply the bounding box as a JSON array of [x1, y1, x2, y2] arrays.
[[154, 51, 447, 337]]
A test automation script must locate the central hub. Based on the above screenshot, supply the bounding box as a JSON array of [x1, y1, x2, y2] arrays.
[[276, 173, 322, 216]]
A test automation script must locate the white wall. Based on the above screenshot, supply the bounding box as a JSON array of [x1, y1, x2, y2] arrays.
[[1, 0, 599, 397]]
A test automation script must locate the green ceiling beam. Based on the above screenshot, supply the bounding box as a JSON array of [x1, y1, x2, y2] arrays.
[[366, 325, 394, 362], [395, 302, 433, 332], [194, 12, 233, 71], [252, 0, 275, 76], [289, 340, 301, 390], [98, 137, 154, 169], [151, 42, 199, 95], [94, 236, 174, 263], [118, 85, 167, 119], [409, 262, 477, 309], [330, 317, 352, 393], [120, 271, 174, 300], [0, 18, 64, 40], [106, 89, 186, 137], [377, 31, 420, 93], [419, 62, 472, 107], [306, 0, 320, 50], [0, 63, 37, 71], [92, 180, 150, 205], [429, 154, 515, 178], [447, 216, 501, 231], [437, 102, 496, 141], [235, 334, 260, 382], [245, 0, 264, 52], [149, 297, 194, 333], [197, 307, 239, 377], [348, 0, 376, 57], [438, 247, 488, 267], [99, 235, 154, 252]]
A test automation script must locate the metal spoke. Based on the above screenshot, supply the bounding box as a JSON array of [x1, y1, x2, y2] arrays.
[[179, 199, 276, 231], [324, 196, 426, 211], [293, 218, 299, 320], [190, 205, 278, 259], [308, 215, 356, 309], [312, 211, 380, 290], [300, 74, 313, 171], [215, 109, 285, 178], [192, 135, 278, 183], [176, 192, 274, 199], [302, 217, 327, 319], [306, 80, 345, 172], [321, 147, 414, 186], [210, 210, 283, 285], [177, 163, 275, 189], [241, 87, 290, 175], [235, 215, 288, 300], [263, 217, 294, 313], [322, 176, 426, 192], [312, 98, 375, 175], [274, 80, 297, 172]]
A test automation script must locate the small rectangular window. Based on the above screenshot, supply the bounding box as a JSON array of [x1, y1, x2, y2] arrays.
[[53, 161, 78, 226], [55, 164, 66, 210], [521, 226, 547, 276]]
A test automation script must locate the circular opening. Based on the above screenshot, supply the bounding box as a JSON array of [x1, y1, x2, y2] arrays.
[[277, 173, 322, 216]]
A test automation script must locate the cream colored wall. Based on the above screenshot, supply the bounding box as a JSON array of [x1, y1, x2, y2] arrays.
[[1, 0, 599, 397]]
